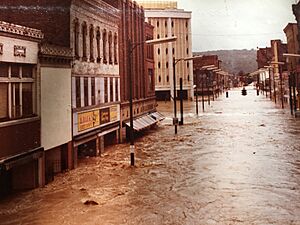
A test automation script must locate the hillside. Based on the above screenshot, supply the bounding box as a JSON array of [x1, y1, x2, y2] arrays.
[[195, 49, 257, 75]]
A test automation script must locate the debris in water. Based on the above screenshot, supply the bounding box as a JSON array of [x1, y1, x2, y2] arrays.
[[83, 200, 99, 206]]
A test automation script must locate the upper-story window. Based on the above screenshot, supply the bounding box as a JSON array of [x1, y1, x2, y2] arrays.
[[96, 27, 101, 63], [157, 21, 159, 27], [103, 29, 107, 64], [114, 33, 118, 64], [82, 22, 87, 61], [74, 18, 79, 59], [90, 25, 94, 62], [0, 63, 35, 122], [108, 31, 113, 64]]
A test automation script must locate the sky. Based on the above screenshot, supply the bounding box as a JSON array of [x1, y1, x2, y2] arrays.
[[176, 0, 297, 51]]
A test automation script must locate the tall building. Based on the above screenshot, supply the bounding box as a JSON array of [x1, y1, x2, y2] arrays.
[[137, 0, 193, 100]]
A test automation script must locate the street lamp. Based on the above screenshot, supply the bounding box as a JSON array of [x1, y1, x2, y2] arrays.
[[172, 55, 203, 132], [128, 36, 177, 166]]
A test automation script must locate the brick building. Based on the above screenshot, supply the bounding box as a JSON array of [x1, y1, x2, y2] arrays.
[[117, 0, 158, 140], [192, 55, 225, 97], [0, 21, 44, 196], [0, 0, 121, 178]]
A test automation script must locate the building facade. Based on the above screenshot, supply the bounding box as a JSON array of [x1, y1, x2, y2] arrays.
[[0, 21, 44, 196], [0, 0, 121, 176], [117, 0, 158, 141], [137, 0, 193, 100]]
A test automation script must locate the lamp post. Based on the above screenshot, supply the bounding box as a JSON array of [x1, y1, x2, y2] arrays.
[[172, 55, 202, 131], [128, 36, 177, 166]]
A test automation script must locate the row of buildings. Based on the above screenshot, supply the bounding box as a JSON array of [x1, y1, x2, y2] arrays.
[[256, 1, 300, 114], [0, 0, 162, 197], [0, 0, 231, 197]]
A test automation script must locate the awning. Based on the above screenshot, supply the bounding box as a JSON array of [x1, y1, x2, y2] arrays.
[[0, 147, 44, 171], [125, 111, 165, 132], [150, 111, 165, 121], [125, 114, 157, 131]]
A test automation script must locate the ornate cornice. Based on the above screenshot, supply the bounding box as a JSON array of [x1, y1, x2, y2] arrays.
[[39, 44, 73, 65], [0, 21, 44, 39]]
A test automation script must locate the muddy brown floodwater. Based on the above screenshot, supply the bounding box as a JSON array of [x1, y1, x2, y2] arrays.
[[1, 87, 300, 225]]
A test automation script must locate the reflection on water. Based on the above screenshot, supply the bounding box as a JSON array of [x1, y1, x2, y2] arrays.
[[0, 88, 300, 225]]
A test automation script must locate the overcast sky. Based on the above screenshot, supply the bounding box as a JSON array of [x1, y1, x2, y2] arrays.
[[176, 0, 297, 51]]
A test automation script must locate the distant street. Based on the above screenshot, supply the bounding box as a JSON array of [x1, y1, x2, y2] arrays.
[[1, 87, 300, 225]]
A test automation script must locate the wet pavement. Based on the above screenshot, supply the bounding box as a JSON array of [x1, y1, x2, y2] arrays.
[[1, 87, 300, 225]]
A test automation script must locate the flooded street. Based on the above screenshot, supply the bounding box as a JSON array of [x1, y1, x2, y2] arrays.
[[1, 87, 300, 225]]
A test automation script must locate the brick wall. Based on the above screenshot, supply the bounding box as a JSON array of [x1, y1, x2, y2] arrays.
[[0, 0, 71, 47]]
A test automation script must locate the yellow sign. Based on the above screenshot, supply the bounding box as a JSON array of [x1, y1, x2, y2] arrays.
[[78, 110, 100, 132], [110, 105, 118, 122]]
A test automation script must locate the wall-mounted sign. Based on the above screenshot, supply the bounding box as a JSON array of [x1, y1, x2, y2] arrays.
[[0, 43, 3, 55], [110, 105, 118, 122], [14, 45, 26, 57], [78, 110, 100, 132]]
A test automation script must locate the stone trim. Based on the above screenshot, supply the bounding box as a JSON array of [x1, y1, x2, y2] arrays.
[[0, 21, 44, 39]]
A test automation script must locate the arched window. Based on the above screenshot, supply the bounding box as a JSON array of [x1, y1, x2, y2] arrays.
[[89, 25, 94, 62], [73, 18, 79, 59], [158, 62, 161, 69], [166, 48, 168, 55], [96, 27, 101, 63], [167, 75, 169, 82], [108, 31, 113, 64], [103, 29, 107, 64], [158, 75, 161, 83], [166, 62, 169, 68], [158, 48, 160, 55], [114, 33, 118, 64], [82, 22, 87, 61]]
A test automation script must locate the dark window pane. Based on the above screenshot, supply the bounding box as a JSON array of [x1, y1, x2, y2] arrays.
[[0, 83, 8, 120], [22, 83, 33, 116], [11, 64, 19, 77], [76, 77, 81, 107], [22, 64, 33, 78], [104, 78, 108, 103], [84, 77, 88, 106], [110, 78, 113, 102], [91, 77, 95, 105], [0, 63, 9, 77]]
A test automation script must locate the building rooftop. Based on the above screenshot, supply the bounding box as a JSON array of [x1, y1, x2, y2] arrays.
[[136, 0, 177, 9], [0, 21, 43, 39]]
